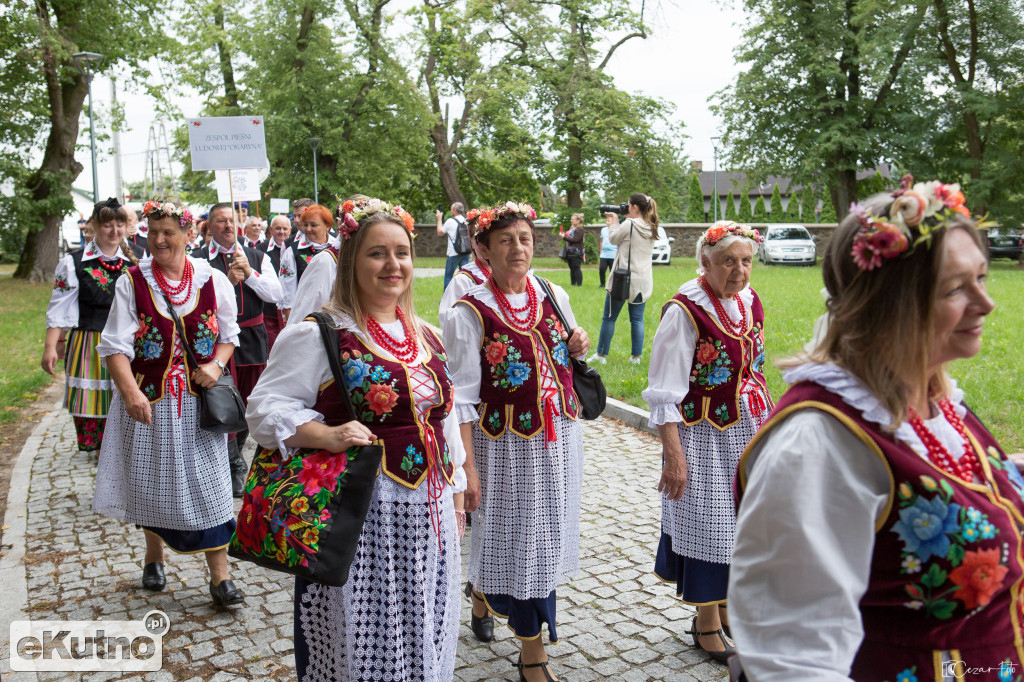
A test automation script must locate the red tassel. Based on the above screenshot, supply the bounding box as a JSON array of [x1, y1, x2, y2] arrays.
[[543, 397, 558, 445]]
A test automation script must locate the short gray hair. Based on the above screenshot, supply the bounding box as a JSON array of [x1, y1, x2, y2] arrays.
[[452, 202, 466, 216]]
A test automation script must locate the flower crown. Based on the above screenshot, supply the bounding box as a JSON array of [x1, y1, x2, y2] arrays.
[[471, 201, 537, 231], [338, 197, 415, 240], [143, 200, 193, 228], [702, 220, 763, 246], [849, 175, 969, 271]]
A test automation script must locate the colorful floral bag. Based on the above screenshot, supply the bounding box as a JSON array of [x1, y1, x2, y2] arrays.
[[228, 312, 381, 587]]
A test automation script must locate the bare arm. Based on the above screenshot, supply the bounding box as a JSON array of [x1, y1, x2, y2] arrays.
[[41, 327, 63, 375], [107, 354, 153, 425], [656, 421, 687, 501], [459, 421, 480, 512], [285, 419, 377, 454]]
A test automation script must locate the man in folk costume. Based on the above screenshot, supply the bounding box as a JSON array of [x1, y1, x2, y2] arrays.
[[205, 202, 283, 496], [256, 214, 291, 349], [242, 217, 265, 249]]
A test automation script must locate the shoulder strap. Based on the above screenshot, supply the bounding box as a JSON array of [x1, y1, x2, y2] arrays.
[[535, 277, 576, 345], [162, 293, 204, 371], [309, 311, 361, 422]]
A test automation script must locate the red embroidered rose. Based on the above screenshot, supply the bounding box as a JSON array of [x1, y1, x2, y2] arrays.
[[296, 451, 348, 495], [366, 383, 399, 416], [204, 311, 219, 336], [236, 485, 271, 552], [949, 548, 1008, 609], [485, 340, 508, 366], [696, 340, 719, 365], [135, 317, 149, 341]]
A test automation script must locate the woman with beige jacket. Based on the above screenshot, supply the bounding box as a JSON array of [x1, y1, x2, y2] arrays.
[[588, 193, 658, 364]]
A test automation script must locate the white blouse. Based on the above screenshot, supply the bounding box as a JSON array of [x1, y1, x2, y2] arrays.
[[96, 257, 240, 361], [729, 362, 974, 681], [437, 260, 488, 325], [642, 278, 755, 427], [287, 248, 338, 326], [245, 311, 467, 493], [441, 275, 579, 423], [278, 234, 338, 310], [45, 241, 131, 329], [203, 239, 283, 306]]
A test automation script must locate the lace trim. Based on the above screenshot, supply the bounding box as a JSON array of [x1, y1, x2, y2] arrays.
[[46, 316, 78, 329], [677, 278, 753, 322], [138, 256, 213, 293], [648, 403, 683, 428], [66, 377, 114, 390], [276, 409, 326, 459], [455, 404, 478, 424]]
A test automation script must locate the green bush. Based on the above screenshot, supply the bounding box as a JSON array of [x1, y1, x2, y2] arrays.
[[583, 232, 599, 262], [753, 195, 768, 222], [801, 185, 816, 222], [686, 174, 705, 222], [785, 193, 801, 221], [738, 191, 752, 222], [769, 183, 783, 222], [725, 191, 737, 221], [819, 190, 838, 223]]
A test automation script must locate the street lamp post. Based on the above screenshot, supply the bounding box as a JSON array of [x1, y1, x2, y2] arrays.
[[307, 137, 322, 205], [72, 52, 104, 203], [711, 136, 722, 223]]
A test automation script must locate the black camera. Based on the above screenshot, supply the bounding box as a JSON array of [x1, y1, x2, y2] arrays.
[[599, 202, 629, 215]]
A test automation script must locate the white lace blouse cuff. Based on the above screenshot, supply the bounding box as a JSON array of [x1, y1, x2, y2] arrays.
[[455, 403, 479, 424], [451, 467, 467, 494], [648, 403, 683, 427], [275, 409, 326, 459], [46, 315, 79, 330]]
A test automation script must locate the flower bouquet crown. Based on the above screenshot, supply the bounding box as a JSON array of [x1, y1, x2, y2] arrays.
[[338, 197, 415, 240], [849, 174, 970, 272], [143, 200, 193, 228], [472, 201, 537, 231], [702, 220, 763, 246]]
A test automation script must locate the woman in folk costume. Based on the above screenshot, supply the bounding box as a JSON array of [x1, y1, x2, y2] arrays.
[[41, 198, 142, 453], [245, 198, 467, 681], [729, 177, 1023, 681], [92, 200, 244, 605], [643, 220, 771, 663], [278, 203, 337, 319], [442, 201, 591, 682], [437, 207, 491, 324]]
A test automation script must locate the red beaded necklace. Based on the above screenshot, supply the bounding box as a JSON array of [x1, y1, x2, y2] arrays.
[[365, 307, 419, 363], [489, 277, 538, 332], [152, 259, 194, 306], [908, 398, 981, 482], [97, 257, 125, 273], [699, 275, 747, 335], [476, 260, 491, 280]]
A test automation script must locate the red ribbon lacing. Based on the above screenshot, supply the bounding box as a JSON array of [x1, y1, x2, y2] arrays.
[[423, 427, 446, 553], [167, 357, 187, 418]]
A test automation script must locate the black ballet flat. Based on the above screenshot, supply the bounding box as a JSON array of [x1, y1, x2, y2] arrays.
[[209, 579, 244, 607], [516, 655, 556, 682], [466, 585, 494, 642], [688, 617, 735, 664], [141, 562, 165, 591]]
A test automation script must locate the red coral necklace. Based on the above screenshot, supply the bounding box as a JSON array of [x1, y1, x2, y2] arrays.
[[152, 259, 194, 306], [490, 277, 537, 332], [699, 275, 747, 335], [98, 257, 125, 273], [366, 307, 419, 363], [908, 399, 981, 482]]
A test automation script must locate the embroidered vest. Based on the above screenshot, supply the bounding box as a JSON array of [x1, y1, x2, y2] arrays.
[[739, 382, 1024, 681], [456, 287, 581, 440], [665, 291, 769, 429], [310, 325, 455, 489], [128, 267, 219, 403], [456, 263, 486, 286], [259, 241, 284, 316], [293, 242, 334, 283], [208, 245, 268, 366], [71, 248, 131, 331]]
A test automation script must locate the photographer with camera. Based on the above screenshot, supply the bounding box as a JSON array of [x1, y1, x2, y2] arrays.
[[588, 193, 658, 365], [436, 202, 470, 289]]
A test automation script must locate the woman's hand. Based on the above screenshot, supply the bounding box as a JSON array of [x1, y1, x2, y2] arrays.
[[605, 212, 620, 226], [658, 444, 688, 501], [192, 362, 222, 389], [564, 327, 590, 358], [41, 347, 59, 376], [321, 420, 377, 453], [123, 387, 153, 425], [463, 462, 481, 512]]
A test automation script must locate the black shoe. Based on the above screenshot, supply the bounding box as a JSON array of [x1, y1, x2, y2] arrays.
[[467, 586, 494, 642], [210, 579, 244, 607], [687, 617, 735, 663], [141, 562, 165, 591], [231, 469, 246, 498], [515, 656, 556, 682]]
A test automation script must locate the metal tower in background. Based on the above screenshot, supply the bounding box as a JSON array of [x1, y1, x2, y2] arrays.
[[142, 123, 176, 199]]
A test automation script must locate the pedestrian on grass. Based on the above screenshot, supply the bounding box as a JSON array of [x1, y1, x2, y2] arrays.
[[559, 213, 586, 287], [598, 213, 617, 287], [245, 198, 467, 680], [442, 201, 590, 682], [92, 200, 244, 605], [729, 177, 1024, 680], [41, 198, 142, 454]]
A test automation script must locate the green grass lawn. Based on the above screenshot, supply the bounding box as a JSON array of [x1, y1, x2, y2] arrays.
[[0, 269, 58, 423], [416, 257, 1024, 451]]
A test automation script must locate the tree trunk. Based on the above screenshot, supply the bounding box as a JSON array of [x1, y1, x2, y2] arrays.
[[214, 3, 240, 110], [830, 167, 857, 222], [429, 124, 466, 207], [565, 127, 583, 209]]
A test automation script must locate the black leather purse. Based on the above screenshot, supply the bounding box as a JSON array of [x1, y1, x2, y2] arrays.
[[536, 278, 607, 420], [609, 221, 633, 302], [163, 294, 248, 434]]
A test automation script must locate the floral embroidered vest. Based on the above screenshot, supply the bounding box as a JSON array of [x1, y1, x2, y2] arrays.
[[665, 291, 769, 429], [740, 381, 1024, 681], [71, 248, 131, 331], [208, 245, 267, 366], [311, 325, 454, 490], [128, 267, 219, 403], [456, 288, 580, 440]]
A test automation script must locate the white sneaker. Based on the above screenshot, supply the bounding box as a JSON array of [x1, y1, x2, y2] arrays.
[[588, 353, 607, 365], [629, 356, 642, 364]]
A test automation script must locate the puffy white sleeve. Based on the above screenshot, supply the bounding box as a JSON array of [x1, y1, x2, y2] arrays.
[[45, 254, 79, 329], [641, 303, 696, 426], [244, 252, 283, 304], [210, 269, 241, 347], [441, 301, 483, 423], [288, 252, 336, 325], [443, 411, 467, 493], [278, 246, 298, 309], [245, 320, 333, 456], [728, 410, 892, 682], [438, 273, 473, 326], [96, 273, 139, 360]]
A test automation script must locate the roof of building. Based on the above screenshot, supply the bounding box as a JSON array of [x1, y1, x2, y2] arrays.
[[697, 164, 892, 198]]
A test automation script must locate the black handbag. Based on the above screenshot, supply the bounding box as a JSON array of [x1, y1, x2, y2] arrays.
[[609, 221, 634, 302], [536, 278, 607, 420], [228, 312, 380, 587], [163, 294, 247, 434]]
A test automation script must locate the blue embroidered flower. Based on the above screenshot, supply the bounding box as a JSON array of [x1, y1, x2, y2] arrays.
[[979, 521, 997, 539], [752, 351, 765, 373], [505, 361, 531, 387], [896, 669, 917, 682], [965, 507, 982, 524], [962, 524, 980, 542], [891, 495, 961, 562], [343, 358, 371, 389], [405, 444, 424, 465], [999, 660, 1014, 681], [142, 340, 163, 360], [552, 343, 569, 367], [370, 366, 391, 382], [194, 336, 215, 357], [707, 365, 731, 386], [1004, 461, 1024, 503]]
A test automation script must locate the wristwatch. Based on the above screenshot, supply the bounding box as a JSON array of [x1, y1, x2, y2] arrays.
[[212, 359, 228, 375]]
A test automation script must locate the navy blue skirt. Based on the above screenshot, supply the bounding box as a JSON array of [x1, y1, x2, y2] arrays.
[[654, 532, 729, 605], [476, 588, 558, 642], [142, 519, 236, 554]]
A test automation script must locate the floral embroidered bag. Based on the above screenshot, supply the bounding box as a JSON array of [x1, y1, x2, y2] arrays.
[[228, 312, 381, 587]]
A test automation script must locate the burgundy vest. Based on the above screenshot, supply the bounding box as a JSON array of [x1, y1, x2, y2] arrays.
[[208, 244, 267, 366], [739, 381, 1024, 681], [310, 325, 454, 489], [455, 287, 580, 440], [456, 263, 486, 285], [71, 248, 132, 332], [664, 290, 770, 428], [128, 266, 218, 403]]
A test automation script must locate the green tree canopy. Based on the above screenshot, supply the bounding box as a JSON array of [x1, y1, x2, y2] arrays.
[[724, 190, 737, 221], [687, 174, 705, 222], [769, 183, 783, 222], [752, 195, 767, 222]]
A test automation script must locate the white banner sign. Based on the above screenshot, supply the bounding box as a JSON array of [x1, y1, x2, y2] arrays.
[[214, 169, 262, 202], [269, 198, 290, 213], [187, 116, 268, 171]]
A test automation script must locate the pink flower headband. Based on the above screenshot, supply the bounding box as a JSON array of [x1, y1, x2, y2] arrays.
[[475, 201, 537, 231], [701, 220, 763, 246], [143, 200, 193, 228], [338, 198, 415, 240]]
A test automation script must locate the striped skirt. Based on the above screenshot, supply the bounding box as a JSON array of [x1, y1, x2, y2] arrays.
[[64, 329, 114, 451]]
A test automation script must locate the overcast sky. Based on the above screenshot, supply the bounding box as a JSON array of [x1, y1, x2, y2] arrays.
[[74, 0, 746, 208]]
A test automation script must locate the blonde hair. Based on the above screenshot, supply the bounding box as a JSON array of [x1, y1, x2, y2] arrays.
[[322, 213, 425, 345], [571, 213, 584, 224], [783, 192, 983, 427]]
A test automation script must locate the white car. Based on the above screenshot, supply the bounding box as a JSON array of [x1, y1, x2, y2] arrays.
[[758, 224, 816, 265], [651, 226, 674, 265]]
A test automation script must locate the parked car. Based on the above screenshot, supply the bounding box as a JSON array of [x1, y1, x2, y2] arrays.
[[60, 216, 83, 256], [651, 226, 674, 265], [758, 224, 816, 265], [986, 232, 1023, 261]]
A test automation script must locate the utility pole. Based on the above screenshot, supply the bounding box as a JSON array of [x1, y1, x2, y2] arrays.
[[111, 78, 124, 203]]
